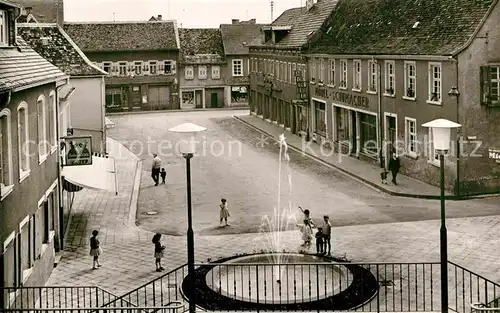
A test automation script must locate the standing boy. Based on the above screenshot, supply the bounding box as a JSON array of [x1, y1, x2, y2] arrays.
[[322, 215, 332, 256], [315, 227, 324, 254], [388, 153, 401, 185]]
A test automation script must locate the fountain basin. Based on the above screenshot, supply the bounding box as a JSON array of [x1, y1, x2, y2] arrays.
[[181, 253, 379, 311]]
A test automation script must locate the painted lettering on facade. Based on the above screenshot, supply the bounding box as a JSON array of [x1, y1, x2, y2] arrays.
[[314, 87, 370, 109]]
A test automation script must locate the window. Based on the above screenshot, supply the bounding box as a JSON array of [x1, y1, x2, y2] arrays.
[[105, 88, 122, 108], [292, 63, 297, 84], [385, 60, 395, 95], [318, 59, 324, 84], [0, 108, 13, 198], [404, 61, 416, 99], [231, 86, 248, 103], [134, 61, 142, 75], [3, 232, 16, 287], [314, 100, 326, 134], [102, 62, 112, 74], [48, 91, 56, 151], [185, 66, 194, 79], [480, 66, 500, 107], [198, 65, 207, 79], [428, 62, 442, 104], [368, 61, 377, 92], [37, 95, 47, 161], [163, 60, 172, 74], [0, 10, 7, 45], [276, 60, 280, 80], [340, 60, 347, 89], [360, 113, 377, 154], [211, 66, 220, 79], [311, 60, 316, 83], [270, 60, 275, 76], [149, 61, 158, 75], [287, 62, 292, 83], [17, 103, 29, 180], [328, 59, 335, 86], [20, 217, 31, 274], [405, 117, 417, 157], [353, 60, 362, 91], [118, 62, 127, 76], [232, 59, 243, 76]]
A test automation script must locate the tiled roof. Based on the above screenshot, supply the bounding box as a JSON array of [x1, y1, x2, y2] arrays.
[[18, 23, 107, 77], [179, 28, 225, 63], [0, 37, 67, 93], [63, 21, 179, 52], [310, 0, 495, 55], [252, 0, 338, 48], [220, 23, 265, 55]]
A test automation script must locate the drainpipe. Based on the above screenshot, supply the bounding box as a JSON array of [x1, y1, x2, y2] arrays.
[[454, 58, 461, 198], [55, 78, 70, 251], [373, 57, 384, 168]]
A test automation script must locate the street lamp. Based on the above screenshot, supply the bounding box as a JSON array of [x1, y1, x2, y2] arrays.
[[448, 86, 461, 197], [422, 118, 461, 313], [168, 122, 207, 313]]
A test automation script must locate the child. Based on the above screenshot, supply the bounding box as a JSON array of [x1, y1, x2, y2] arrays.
[[160, 168, 167, 184], [89, 230, 102, 270], [298, 219, 313, 247], [152, 233, 165, 272], [315, 227, 324, 254], [219, 198, 230, 227], [380, 168, 388, 184], [303, 208, 315, 228]]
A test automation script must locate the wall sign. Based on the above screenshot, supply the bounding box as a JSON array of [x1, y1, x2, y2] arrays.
[[314, 87, 370, 109], [489, 149, 500, 163], [63, 136, 92, 166]]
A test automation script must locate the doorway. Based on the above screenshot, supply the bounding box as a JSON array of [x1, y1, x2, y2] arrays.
[[385, 114, 397, 167], [351, 110, 357, 155], [211, 93, 218, 108]]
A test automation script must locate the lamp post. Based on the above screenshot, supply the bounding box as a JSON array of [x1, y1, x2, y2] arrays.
[[422, 118, 461, 313], [168, 122, 207, 313], [448, 86, 461, 197]]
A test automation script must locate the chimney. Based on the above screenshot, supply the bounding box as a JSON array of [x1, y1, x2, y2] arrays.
[[157, 15, 162, 20], [249, 18, 256, 24], [232, 19, 239, 25]]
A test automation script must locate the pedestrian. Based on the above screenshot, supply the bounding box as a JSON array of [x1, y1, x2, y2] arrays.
[[298, 219, 313, 248], [322, 215, 332, 256], [219, 198, 230, 227], [388, 153, 401, 185], [160, 168, 167, 184], [380, 168, 388, 184], [152, 233, 165, 272], [89, 230, 102, 270], [151, 153, 161, 186], [315, 227, 324, 254]]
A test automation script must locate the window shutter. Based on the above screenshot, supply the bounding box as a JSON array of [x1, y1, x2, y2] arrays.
[[480, 66, 491, 106], [172, 61, 177, 74]]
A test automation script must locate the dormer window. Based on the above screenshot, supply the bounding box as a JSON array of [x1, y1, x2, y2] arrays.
[[0, 10, 7, 46]]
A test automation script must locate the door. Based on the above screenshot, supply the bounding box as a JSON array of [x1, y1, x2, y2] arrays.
[[158, 86, 170, 109], [130, 86, 141, 108], [148, 86, 170, 110], [351, 111, 357, 155], [385, 115, 397, 167], [211, 93, 218, 108], [195, 90, 203, 108]]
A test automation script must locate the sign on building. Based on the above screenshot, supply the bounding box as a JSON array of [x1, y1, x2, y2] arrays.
[[489, 149, 500, 163], [63, 136, 93, 166]]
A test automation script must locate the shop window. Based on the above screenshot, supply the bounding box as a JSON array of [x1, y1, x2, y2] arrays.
[[335, 107, 350, 141], [182, 91, 195, 105], [360, 113, 377, 155], [105, 88, 123, 108], [314, 101, 326, 134], [231, 86, 248, 103]]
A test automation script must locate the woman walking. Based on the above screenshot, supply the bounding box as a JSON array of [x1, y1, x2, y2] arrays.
[[152, 233, 165, 272], [89, 230, 102, 269], [219, 198, 230, 227]]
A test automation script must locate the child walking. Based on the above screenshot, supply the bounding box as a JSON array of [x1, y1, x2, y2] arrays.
[[219, 198, 230, 227], [89, 230, 102, 270], [315, 227, 324, 254], [160, 168, 167, 184], [152, 233, 165, 272]]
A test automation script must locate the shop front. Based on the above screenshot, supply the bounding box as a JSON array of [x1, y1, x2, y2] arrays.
[[181, 89, 204, 109], [230, 86, 248, 106]]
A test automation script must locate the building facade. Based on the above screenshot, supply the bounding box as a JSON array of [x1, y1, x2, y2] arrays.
[[178, 28, 227, 109], [248, 0, 338, 136], [63, 21, 181, 112], [0, 0, 68, 304], [18, 23, 108, 154], [307, 0, 500, 195]]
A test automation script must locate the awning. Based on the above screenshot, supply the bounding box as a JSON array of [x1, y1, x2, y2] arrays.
[[62, 155, 117, 193], [105, 117, 115, 129]]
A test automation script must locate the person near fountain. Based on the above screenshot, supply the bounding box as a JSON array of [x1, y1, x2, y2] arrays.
[[152, 233, 165, 272], [322, 215, 332, 256], [219, 198, 230, 227], [299, 206, 315, 228], [298, 219, 313, 247], [315, 227, 324, 254]]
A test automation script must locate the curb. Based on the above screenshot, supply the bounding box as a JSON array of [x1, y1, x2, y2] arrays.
[[106, 107, 249, 116], [233, 115, 498, 201], [128, 158, 143, 226]]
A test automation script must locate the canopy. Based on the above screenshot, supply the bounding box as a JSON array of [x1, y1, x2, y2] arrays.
[[62, 155, 117, 193]]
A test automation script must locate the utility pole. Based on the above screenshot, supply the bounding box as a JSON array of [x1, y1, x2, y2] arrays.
[[270, 1, 274, 21]]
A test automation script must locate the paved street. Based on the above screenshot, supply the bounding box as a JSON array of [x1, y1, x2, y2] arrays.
[[108, 110, 500, 236]]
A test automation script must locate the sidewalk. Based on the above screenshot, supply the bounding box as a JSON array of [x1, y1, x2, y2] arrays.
[[106, 106, 250, 116], [234, 114, 458, 200]]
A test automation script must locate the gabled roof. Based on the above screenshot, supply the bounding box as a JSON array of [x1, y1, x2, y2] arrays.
[[252, 0, 338, 48], [18, 23, 107, 77], [220, 23, 265, 55], [310, 0, 495, 56], [63, 21, 180, 53], [0, 37, 67, 93], [179, 28, 225, 64]]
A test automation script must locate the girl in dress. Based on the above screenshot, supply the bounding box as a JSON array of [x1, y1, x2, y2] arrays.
[[219, 198, 230, 227], [89, 230, 102, 269], [152, 233, 165, 272], [297, 219, 313, 248]]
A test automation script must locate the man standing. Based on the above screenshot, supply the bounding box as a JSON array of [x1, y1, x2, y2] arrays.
[[322, 215, 332, 256], [388, 153, 401, 185], [151, 153, 161, 186]]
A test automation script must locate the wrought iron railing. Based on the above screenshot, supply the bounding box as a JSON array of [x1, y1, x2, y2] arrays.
[[1, 304, 184, 313]]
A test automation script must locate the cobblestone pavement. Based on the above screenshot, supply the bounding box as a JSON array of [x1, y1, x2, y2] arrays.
[[46, 110, 500, 300]]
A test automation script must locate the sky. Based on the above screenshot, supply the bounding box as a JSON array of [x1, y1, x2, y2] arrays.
[[63, 0, 305, 27]]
